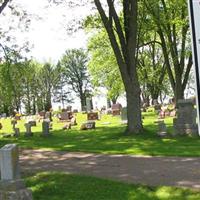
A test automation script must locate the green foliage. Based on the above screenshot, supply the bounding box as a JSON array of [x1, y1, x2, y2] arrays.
[[88, 29, 124, 102], [59, 48, 91, 110]]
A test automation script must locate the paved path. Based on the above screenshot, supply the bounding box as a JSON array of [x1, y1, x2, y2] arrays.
[[20, 149, 200, 189]]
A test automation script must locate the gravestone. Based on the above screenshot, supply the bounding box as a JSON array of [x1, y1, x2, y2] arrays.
[[80, 121, 95, 130], [154, 120, 167, 137], [42, 120, 50, 136], [28, 120, 36, 127], [13, 128, 20, 137], [63, 122, 71, 130], [0, 144, 33, 200], [173, 99, 198, 136], [59, 111, 72, 121], [87, 112, 99, 121], [45, 111, 52, 121], [86, 97, 92, 112], [66, 105, 72, 112], [112, 109, 121, 116], [121, 107, 127, 123], [24, 123, 33, 137], [73, 109, 78, 113], [0, 144, 20, 180]]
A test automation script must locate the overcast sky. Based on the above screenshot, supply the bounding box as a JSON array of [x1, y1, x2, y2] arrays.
[[1, 0, 90, 62]]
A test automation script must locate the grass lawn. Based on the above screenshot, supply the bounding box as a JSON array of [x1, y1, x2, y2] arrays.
[[25, 172, 200, 200], [0, 112, 200, 156]]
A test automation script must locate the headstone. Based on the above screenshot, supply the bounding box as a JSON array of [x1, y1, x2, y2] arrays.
[[63, 122, 71, 130], [73, 109, 78, 113], [28, 120, 37, 127], [80, 121, 95, 130], [86, 97, 92, 112], [24, 123, 33, 137], [155, 120, 167, 137], [112, 103, 122, 111], [0, 144, 20, 180], [45, 111, 52, 121], [42, 120, 50, 136], [87, 112, 99, 121], [0, 144, 33, 200], [66, 105, 72, 112], [70, 116, 77, 126], [173, 99, 198, 136], [121, 107, 127, 122], [59, 111, 72, 121], [112, 109, 121, 116], [13, 128, 20, 137]]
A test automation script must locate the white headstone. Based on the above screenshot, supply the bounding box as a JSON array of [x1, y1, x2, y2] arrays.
[[0, 144, 20, 180]]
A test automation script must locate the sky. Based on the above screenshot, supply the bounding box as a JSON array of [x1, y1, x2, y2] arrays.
[[2, 0, 90, 62], [0, 0, 127, 109]]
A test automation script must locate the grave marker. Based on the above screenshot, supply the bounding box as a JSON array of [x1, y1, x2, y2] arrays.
[[42, 120, 50, 136], [121, 107, 127, 122], [0, 144, 20, 180], [0, 144, 33, 199], [24, 123, 33, 137]]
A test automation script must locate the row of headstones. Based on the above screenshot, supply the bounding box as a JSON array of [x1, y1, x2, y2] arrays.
[[4, 120, 51, 138], [156, 100, 198, 137], [120, 99, 199, 137], [0, 144, 33, 199]]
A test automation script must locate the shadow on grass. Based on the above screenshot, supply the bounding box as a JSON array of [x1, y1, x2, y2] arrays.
[[24, 172, 200, 200], [1, 123, 200, 156]]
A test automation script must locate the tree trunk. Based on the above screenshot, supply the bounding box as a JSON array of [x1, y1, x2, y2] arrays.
[[174, 81, 184, 104], [32, 96, 36, 115], [80, 94, 86, 111], [45, 92, 52, 111], [111, 98, 117, 104], [125, 80, 142, 134], [94, 0, 143, 134], [107, 99, 111, 108]]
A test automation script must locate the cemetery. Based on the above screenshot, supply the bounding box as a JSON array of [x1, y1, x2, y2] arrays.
[[1, 0, 200, 199]]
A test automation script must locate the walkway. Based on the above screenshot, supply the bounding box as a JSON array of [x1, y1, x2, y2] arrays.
[[20, 149, 200, 189]]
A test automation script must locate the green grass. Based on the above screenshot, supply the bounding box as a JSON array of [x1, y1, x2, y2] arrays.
[[25, 172, 200, 200], [0, 112, 200, 156]]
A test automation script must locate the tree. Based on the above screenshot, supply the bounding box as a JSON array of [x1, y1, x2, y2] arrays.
[[53, 62, 73, 108], [38, 63, 61, 111], [60, 49, 91, 111], [94, 0, 142, 134], [88, 30, 124, 105], [0, 0, 9, 15], [144, 0, 192, 103]]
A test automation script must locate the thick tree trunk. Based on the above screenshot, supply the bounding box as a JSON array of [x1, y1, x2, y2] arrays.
[[174, 81, 184, 104], [111, 98, 117, 104], [45, 92, 52, 111], [94, 0, 143, 134], [125, 80, 143, 134], [80, 94, 86, 111]]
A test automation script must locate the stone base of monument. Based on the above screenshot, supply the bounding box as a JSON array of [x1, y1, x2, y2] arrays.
[[173, 99, 198, 136], [80, 121, 95, 130], [154, 120, 168, 137], [0, 179, 33, 200], [173, 122, 198, 136]]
